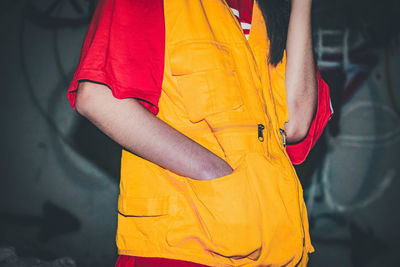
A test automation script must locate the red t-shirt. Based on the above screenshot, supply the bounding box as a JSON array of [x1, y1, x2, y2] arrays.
[[67, 0, 165, 115], [225, 0, 253, 39], [66, 0, 332, 166]]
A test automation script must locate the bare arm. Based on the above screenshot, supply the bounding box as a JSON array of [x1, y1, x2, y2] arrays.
[[75, 81, 233, 180], [284, 0, 317, 143]]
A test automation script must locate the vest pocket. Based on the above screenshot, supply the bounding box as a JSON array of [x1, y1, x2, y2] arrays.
[[118, 195, 177, 248], [185, 154, 262, 259], [175, 68, 243, 123], [118, 195, 172, 217]]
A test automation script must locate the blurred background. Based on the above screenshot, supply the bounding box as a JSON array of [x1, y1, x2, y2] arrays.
[[1, 0, 399, 266]]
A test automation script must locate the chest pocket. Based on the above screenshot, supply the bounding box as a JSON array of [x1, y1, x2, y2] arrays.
[[168, 41, 243, 123]]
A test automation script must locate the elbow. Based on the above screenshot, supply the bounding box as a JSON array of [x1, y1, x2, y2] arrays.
[[285, 116, 313, 144], [75, 82, 94, 116], [74, 95, 85, 116], [285, 91, 317, 143]]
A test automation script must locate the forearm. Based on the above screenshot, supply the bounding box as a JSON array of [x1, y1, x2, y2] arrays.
[[75, 81, 233, 180], [284, 0, 317, 143]]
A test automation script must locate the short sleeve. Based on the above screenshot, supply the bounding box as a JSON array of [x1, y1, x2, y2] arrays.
[[286, 65, 333, 165], [66, 0, 165, 115]]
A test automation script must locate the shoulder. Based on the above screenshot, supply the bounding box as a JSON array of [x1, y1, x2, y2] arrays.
[[98, 0, 164, 13], [89, 0, 165, 39]]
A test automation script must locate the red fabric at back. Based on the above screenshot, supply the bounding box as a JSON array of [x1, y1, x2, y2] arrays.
[[115, 255, 208, 267], [286, 66, 332, 164]]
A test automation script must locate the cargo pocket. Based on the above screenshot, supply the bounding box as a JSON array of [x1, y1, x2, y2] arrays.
[[117, 195, 177, 248], [118, 195, 173, 217], [175, 69, 243, 123], [186, 154, 262, 259], [169, 41, 243, 123]]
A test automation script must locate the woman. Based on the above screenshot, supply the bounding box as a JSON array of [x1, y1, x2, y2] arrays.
[[67, 0, 332, 266]]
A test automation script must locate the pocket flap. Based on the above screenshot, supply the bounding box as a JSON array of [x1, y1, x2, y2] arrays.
[[176, 68, 243, 123], [118, 195, 171, 217], [169, 41, 233, 76]]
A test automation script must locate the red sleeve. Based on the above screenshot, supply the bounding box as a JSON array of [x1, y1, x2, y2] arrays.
[[66, 0, 165, 115], [286, 66, 333, 165]]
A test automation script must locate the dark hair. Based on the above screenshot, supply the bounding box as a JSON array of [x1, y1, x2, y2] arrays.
[[256, 0, 291, 66]]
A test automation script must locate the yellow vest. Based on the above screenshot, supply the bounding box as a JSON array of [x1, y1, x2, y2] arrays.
[[117, 1, 313, 266]]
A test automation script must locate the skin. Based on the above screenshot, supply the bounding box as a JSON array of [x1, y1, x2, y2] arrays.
[[75, 0, 316, 180], [284, 0, 317, 143], [75, 87, 232, 180]]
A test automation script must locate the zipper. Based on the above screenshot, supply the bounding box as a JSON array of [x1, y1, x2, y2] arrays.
[[213, 123, 258, 132], [279, 128, 286, 147], [222, 0, 275, 148], [258, 124, 265, 142], [181, 123, 266, 143]]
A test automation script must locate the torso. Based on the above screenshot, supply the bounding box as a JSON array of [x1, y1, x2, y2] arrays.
[[117, 1, 313, 266]]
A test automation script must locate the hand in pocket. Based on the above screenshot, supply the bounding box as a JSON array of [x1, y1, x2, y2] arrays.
[[186, 154, 263, 258], [199, 157, 234, 181]]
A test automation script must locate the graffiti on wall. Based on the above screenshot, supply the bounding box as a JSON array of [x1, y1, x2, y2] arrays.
[[21, 0, 120, 190], [301, 27, 400, 266]]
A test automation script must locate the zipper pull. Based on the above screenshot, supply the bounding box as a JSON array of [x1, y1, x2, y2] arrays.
[[258, 124, 265, 142], [279, 128, 286, 147]]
